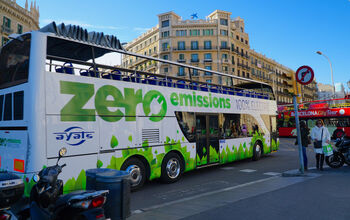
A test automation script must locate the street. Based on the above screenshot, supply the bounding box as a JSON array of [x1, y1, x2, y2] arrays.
[[128, 138, 350, 220]]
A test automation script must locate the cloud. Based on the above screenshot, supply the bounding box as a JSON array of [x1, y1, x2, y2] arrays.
[[40, 19, 125, 31]]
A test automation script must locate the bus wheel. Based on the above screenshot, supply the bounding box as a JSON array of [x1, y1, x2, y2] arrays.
[[161, 152, 183, 183], [121, 157, 146, 191], [252, 142, 262, 161]]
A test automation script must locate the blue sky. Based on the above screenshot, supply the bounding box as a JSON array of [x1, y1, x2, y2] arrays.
[[19, 0, 350, 90]]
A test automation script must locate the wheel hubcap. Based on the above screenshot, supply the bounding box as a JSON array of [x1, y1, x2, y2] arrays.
[[166, 158, 180, 179], [126, 165, 142, 186], [256, 145, 261, 156]]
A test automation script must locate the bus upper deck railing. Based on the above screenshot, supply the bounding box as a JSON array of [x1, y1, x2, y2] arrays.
[[46, 55, 273, 100]]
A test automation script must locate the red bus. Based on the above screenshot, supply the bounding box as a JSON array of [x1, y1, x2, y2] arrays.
[[278, 98, 350, 139]]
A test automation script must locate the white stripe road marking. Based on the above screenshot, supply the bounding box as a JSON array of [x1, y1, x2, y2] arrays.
[[240, 169, 257, 173], [263, 172, 281, 176], [220, 167, 235, 170]]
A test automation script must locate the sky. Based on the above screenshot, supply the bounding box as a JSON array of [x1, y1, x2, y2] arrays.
[[18, 0, 350, 91]]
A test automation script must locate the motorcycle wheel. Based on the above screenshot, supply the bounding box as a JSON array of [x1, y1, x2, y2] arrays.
[[326, 152, 345, 168]]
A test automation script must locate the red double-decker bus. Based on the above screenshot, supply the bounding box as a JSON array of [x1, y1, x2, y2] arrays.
[[278, 98, 350, 139]]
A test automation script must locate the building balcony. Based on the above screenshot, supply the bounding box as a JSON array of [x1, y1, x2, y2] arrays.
[[222, 59, 229, 64], [204, 58, 212, 63], [1, 25, 13, 35], [177, 59, 186, 63], [190, 59, 199, 63], [161, 47, 171, 52], [220, 46, 231, 50]]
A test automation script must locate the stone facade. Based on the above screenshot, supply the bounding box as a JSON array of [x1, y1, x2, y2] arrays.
[[0, 0, 39, 46], [123, 10, 317, 104]]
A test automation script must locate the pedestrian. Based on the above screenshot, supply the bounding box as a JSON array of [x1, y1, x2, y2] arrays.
[[297, 121, 310, 171], [311, 119, 331, 171]]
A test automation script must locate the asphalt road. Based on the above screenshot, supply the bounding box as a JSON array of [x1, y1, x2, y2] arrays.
[[130, 138, 314, 212]]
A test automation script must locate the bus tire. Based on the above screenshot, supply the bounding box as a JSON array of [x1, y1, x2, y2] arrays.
[[121, 157, 146, 191], [252, 142, 262, 161], [161, 152, 183, 184]]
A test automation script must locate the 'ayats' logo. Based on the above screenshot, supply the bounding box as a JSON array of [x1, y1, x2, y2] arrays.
[[54, 126, 94, 146]]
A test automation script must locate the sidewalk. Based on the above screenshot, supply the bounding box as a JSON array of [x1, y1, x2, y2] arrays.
[[127, 166, 350, 220]]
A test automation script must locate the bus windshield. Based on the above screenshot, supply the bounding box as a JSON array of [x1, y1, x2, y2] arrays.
[[0, 34, 31, 89]]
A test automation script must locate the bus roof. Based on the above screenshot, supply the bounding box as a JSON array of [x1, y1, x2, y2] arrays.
[[37, 22, 271, 86]]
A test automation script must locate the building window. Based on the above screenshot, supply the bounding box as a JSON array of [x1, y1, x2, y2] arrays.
[[3, 16, 11, 28], [242, 71, 245, 78], [179, 53, 185, 60], [17, 24, 23, 34], [203, 29, 213, 36], [164, 67, 169, 73], [162, 42, 169, 51], [204, 53, 212, 61], [192, 69, 199, 76], [220, 19, 228, 26], [154, 46, 157, 52], [220, 29, 228, 36], [204, 40, 212, 49], [231, 56, 235, 64], [178, 67, 185, 76], [236, 35, 239, 40], [161, 31, 169, 38], [178, 41, 185, 50], [162, 20, 169, 27], [2, 37, 9, 46], [245, 40, 248, 44], [176, 30, 187, 36], [191, 54, 199, 62], [241, 38, 244, 42], [223, 66, 228, 71], [205, 66, 212, 75], [231, 43, 235, 51], [191, 41, 198, 50], [190, 29, 200, 36], [163, 55, 168, 60], [221, 41, 228, 49], [252, 68, 255, 75], [222, 54, 228, 60], [206, 79, 212, 83], [232, 68, 235, 73], [237, 70, 240, 77]]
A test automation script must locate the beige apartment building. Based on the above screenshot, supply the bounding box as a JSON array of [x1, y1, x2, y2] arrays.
[[123, 10, 317, 104], [0, 0, 39, 46]]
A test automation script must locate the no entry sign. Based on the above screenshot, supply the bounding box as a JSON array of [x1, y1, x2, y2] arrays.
[[296, 66, 314, 85]]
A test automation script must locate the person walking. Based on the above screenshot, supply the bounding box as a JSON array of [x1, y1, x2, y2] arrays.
[[298, 121, 310, 171], [311, 119, 331, 171]]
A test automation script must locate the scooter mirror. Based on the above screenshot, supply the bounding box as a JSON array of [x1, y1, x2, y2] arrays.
[[33, 174, 40, 183], [59, 147, 67, 157]]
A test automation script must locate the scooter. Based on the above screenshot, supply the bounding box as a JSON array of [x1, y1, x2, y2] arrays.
[[29, 148, 109, 220], [325, 136, 350, 168]]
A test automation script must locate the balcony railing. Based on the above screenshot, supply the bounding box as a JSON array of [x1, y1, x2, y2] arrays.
[[190, 59, 199, 63], [177, 59, 186, 63], [220, 46, 230, 50], [1, 25, 13, 34], [204, 58, 212, 62]]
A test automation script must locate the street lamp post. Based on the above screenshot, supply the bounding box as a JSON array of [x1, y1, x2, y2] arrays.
[[316, 51, 335, 98]]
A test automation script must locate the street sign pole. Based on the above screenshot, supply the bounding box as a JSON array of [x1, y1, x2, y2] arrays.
[[293, 94, 304, 174], [294, 65, 314, 174]]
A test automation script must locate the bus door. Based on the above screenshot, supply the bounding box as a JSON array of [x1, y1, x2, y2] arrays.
[[270, 115, 278, 151], [196, 114, 220, 166]]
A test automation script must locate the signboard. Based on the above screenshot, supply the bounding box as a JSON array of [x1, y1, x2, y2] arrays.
[[296, 65, 314, 85]]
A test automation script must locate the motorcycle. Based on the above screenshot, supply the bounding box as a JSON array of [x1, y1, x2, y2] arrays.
[[325, 136, 350, 168], [29, 148, 109, 220]]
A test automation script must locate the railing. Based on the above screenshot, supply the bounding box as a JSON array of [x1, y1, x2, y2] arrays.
[[1, 25, 13, 34], [46, 54, 274, 101], [203, 58, 212, 62], [190, 59, 199, 63]]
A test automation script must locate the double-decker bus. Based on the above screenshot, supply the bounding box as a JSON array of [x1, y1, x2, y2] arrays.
[[0, 22, 278, 193], [278, 98, 350, 139]]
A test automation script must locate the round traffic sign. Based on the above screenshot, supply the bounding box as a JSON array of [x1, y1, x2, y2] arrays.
[[296, 66, 314, 85]]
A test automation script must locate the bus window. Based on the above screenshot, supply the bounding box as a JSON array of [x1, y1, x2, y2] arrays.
[[175, 112, 196, 142], [222, 113, 260, 138], [0, 34, 31, 89]]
